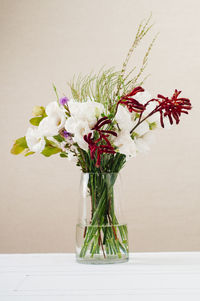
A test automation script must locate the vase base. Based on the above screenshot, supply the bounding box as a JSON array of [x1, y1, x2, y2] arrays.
[[76, 223, 129, 264], [76, 254, 129, 264]]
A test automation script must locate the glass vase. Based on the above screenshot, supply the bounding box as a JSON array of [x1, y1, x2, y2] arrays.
[[76, 172, 129, 264]]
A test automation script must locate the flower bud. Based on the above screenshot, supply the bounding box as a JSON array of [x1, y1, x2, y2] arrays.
[[32, 106, 45, 117]]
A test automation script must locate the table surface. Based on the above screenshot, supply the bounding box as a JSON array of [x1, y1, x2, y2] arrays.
[[0, 252, 200, 301]]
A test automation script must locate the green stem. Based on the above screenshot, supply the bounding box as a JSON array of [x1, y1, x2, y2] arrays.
[[78, 153, 128, 259]]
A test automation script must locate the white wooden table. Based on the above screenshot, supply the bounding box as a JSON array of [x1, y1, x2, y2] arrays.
[[0, 252, 200, 300]]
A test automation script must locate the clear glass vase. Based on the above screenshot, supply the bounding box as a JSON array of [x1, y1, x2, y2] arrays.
[[76, 172, 129, 264]]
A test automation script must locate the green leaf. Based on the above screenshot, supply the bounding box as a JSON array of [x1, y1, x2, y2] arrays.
[[29, 117, 44, 126], [53, 83, 59, 103], [107, 113, 114, 119], [45, 138, 59, 148], [131, 132, 139, 140], [149, 122, 157, 130], [10, 137, 28, 155], [24, 151, 35, 157], [53, 134, 65, 143], [60, 152, 68, 158], [41, 146, 61, 157]]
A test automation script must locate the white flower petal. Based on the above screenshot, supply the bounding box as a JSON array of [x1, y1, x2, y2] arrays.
[[64, 117, 76, 133], [68, 100, 105, 128], [45, 101, 64, 116], [65, 119, 90, 151], [38, 102, 66, 136], [26, 127, 45, 153], [65, 100, 105, 150], [38, 117, 59, 136], [115, 105, 133, 132], [114, 131, 137, 159]]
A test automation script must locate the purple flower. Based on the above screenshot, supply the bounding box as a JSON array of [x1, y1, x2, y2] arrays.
[[62, 130, 70, 139], [59, 96, 69, 106]]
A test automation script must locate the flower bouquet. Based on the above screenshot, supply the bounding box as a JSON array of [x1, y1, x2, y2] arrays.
[[11, 16, 191, 264]]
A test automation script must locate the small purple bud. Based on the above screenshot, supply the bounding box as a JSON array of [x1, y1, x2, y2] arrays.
[[62, 130, 70, 138], [59, 97, 69, 106]]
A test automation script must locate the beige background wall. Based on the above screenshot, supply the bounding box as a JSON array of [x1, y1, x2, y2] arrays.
[[0, 0, 200, 253]]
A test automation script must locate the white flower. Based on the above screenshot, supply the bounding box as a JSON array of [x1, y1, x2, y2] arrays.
[[114, 131, 137, 159], [115, 105, 151, 137], [38, 102, 66, 136], [68, 100, 105, 128], [26, 127, 45, 153], [45, 101, 65, 117], [115, 105, 133, 132], [65, 100, 105, 150], [65, 118, 90, 150], [39, 117, 60, 136]]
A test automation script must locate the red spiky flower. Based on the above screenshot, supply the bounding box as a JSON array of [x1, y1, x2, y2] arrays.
[[118, 86, 146, 113], [84, 117, 117, 167], [144, 89, 192, 128]]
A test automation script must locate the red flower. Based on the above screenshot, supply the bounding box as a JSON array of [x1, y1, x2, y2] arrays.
[[118, 86, 146, 113], [145, 90, 192, 128], [84, 117, 117, 167]]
